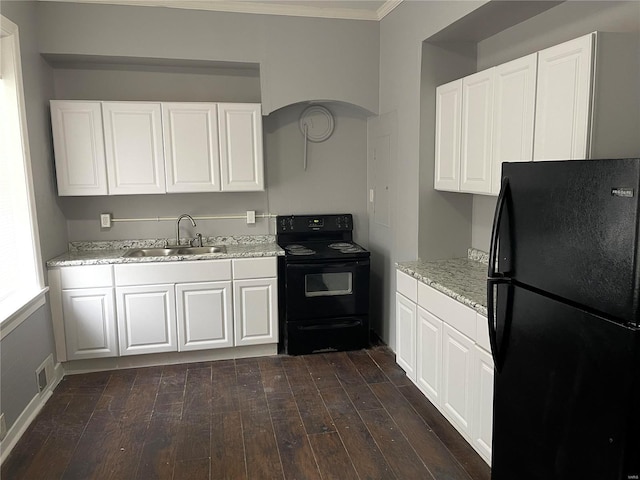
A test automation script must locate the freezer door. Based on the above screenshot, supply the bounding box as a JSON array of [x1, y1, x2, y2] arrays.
[[500, 158, 640, 325], [491, 285, 639, 480]]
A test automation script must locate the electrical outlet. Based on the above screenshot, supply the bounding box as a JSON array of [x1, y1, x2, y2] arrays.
[[246, 210, 256, 224], [100, 213, 111, 228], [0, 413, 7, 441]]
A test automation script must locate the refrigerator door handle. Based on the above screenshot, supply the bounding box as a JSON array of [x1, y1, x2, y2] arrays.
[[487, 277, 510, 373], [489, 176, 510, 278]]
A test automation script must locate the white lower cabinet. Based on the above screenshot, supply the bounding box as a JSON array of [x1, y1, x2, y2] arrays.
[[116, 284, 177, 355], [472, 345, 494, 464], [395, 293, 417, 381], [395, 270, 494, 466], [416, 306, 442, 405], [176, 281, 233, 351], [62, 287, 117, 360], [233, 277, 277, 346], [442, 323, 475, 438], [51, 257, 279, 362]]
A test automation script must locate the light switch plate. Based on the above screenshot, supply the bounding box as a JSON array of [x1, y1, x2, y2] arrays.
[[100, 213, 111, 228], [246, 210, 256, 224]]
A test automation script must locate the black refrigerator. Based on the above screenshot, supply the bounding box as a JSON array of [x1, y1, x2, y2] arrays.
[[487, 158, 640, 480]]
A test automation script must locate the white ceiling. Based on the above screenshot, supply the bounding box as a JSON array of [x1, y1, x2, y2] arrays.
[[38, 0, 403, 21]]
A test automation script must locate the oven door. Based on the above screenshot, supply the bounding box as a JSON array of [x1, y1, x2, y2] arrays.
[[285, 259, 369, 320]]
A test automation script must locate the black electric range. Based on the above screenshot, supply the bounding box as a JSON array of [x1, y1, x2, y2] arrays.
[[276, 214, 370, 355]]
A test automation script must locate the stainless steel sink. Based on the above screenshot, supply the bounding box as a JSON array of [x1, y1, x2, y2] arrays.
[[176, 246, 226, 255], [123, 247, 181, 257], [123, 245, 226, 257]]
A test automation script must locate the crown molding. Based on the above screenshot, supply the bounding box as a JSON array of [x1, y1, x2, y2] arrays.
[[37, 0, 404, 21]]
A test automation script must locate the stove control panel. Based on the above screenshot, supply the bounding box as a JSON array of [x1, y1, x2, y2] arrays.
[[277, 214, 352, 233]]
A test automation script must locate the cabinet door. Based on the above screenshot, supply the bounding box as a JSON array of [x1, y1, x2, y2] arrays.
[[472, 345, 494, 465], [102, 102, 166, 194], [491, 54, 537, 195], [50, 101, 108, 196], [162, 103, 221, 193], [233, 277, 277, 346], [442, 323, 474, 438], [434, 79, 463, 192], [176, 281, 232, 351], [116, 284, 176, 355], [416, 306, 442, 405], [395, 292, 417, 381], [460, 69, 494, 194], [62, 288, 117, 359], [218, 103, 264, 191], [534, 33, 594, 161]]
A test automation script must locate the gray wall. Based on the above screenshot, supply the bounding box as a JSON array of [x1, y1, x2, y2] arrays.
[[1, 1, 63, 432], [470, 1, 640, 252], [371, 1, 489, 347], [36, 1, 380, 115], [1, 306, 56, 428]]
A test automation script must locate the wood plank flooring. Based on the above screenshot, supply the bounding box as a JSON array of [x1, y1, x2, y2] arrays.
[[1, 346, 491, 480]]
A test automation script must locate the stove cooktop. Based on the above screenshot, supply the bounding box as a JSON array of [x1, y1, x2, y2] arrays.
[[280, 241, 370, 261]]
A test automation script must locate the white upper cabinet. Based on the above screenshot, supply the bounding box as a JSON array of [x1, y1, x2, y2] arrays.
[[533, 33, 594, 161], [460, 69, 494, 194], [102, 102, 166, 194], [51, 101, 265, 195], [50, 101, 108, 196], [218, 103, 264, 191], [434, 79, 463, 192], [162, 103, 221, 193], [491, 54, 537, 194]]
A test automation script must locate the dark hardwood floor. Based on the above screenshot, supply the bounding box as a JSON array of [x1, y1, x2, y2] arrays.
[[1, 346, 491, 480]]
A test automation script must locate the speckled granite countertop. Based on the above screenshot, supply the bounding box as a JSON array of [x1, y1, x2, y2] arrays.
[[47, 235, 284, 267], [397, 248, 489, 316]]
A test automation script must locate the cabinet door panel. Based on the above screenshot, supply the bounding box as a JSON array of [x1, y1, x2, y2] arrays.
[[218, 103, 264, 191], [176, 281, 232, 351], [103, 102, 166, 194], [442, 324, 474, 438], [473, 346, 494, 465], [62, 288, 117, 359], [492, 54, 537, 195], [417, 306, 442, 405], [116, 284, 176, 355], [434, 79, 462, 191], [50, 101, 108, 196], [395, 293, 417, 381], [534, 33, 594, 161], [234, 278, 277, 346], [460, 69, 494, 194], [162, 103, 221, 193]]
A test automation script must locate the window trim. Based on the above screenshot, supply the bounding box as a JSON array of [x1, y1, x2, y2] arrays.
[[1, 16, 46, 329]]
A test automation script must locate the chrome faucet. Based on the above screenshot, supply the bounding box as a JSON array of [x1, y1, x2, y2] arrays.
[[176, 214, 196, 246]]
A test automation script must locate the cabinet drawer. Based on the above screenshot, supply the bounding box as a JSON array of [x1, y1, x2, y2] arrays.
[[396, 270, 418, 303], [232, 257, 277, 279], [115, 260, 231, 286], [418, 282, 476, 340], [60, 265, 114, 289]]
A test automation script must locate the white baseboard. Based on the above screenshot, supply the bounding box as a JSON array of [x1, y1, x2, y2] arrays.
[[0, 360, 64, 465]]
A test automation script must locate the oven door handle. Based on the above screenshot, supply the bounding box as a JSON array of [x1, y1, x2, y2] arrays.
[[297, 319, 363, 331]]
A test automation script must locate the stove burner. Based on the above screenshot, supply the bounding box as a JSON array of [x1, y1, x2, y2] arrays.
[[286, 245, 316, 256], [338, 246, 363, 253], [328, 242, 364, 254], [328, 242, 352, 249]]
